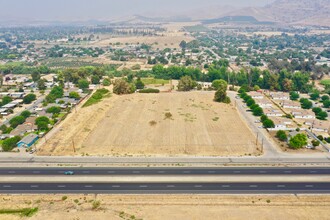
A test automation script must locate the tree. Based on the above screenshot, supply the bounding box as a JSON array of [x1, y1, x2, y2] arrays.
[[23, 94, 36, 104], [246, 99, 255, 107], [312, 140, 320, 148], [69, 92, 80, 100], [177, 76, 197, 91], [102, 78, 111, 86], [324, 100, 330, 108], [46, 106, 61, 114], [263, 119, 275, 128], [20, 110, 31, 119], [9, 116, 25, 128], [45, 86, 64, 103], [2, 96, 12, 106], [113, 79, 133, 95], [37, 121, 49, 131], [31, 72, 40, 82], [91, 75, 100, 84], [35, 116, 50, 130], [2, 136, 21, 152], [316, 111, 328, 120], [78, 79, 89, 90], [214, 80, 230, 103], [312, 107, 322, 114], [252, 107, 264, 116], [276, 130, 287, 141], [289, 91, 299, 101], [310, 90, 320, 100], [179, 40, 187, 50], [289, 133, 308, 149], [37, 79, 47, 90], [135, 77, 145, 90], [321, 95, 329, 102], [212, 79, 227, 90], [300, 98, 313, 109]]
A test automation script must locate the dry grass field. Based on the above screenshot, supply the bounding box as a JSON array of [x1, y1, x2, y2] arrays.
[[38, 91, 257, 156], [1, 194, 330, 220]]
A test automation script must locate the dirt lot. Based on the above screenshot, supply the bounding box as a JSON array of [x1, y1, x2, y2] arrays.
[[1, 194, 330, 220], [38, 92, 257, 156]]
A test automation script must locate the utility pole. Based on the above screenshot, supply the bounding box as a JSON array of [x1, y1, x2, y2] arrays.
[[256, 132, 259, 146], [72, 138, 76, 153]]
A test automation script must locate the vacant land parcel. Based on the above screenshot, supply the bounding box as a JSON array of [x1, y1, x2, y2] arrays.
[[39, 92, 257, 156]]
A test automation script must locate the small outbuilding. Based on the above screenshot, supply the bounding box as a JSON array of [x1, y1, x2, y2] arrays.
[[17, 134, 39, 148]]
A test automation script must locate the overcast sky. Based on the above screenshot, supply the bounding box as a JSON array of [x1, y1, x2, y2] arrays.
[[0, 0, 274, 21]]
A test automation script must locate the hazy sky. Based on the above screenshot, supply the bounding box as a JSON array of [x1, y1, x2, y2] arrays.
[[0, 0, 274, 21]]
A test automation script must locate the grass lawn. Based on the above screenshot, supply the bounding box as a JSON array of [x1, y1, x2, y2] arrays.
[[141, 78, 169, 85], [320, 79, 330, 86]]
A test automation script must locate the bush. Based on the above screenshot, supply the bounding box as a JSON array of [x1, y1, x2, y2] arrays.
[[102, 78, 111, 86], [2, 136, 21, 152], [61, 196, 68, 201], [252, 107, 263, 116], [92, 200, 101, 210], [289, 91, 299, 101], [276, 130, 287, 141], [139, 88, 160, 93], [312, 140, 320, 147], [23, 94, 36, 104], [83, 89, 110, 107], [9, 116, 25, 128], [263, 119, 275, 128], [69, 92, 80, 100], [20, 110, 31, 119], [289, 133, 308, 149], [300, 98, 313, 109], [113, 79, 134, 95], [46, 106, 61, 114]]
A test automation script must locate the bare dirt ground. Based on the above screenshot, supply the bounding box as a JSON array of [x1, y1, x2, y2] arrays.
[[38, 92, 257, 156], [1, 194, 330, 220]]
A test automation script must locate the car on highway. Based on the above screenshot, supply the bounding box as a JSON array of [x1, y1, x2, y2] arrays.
[[64, 171, 75, 175]]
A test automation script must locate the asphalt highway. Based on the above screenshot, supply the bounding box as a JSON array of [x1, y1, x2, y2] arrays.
[[0, 182, 329, 194], [0, 167, 329, 176]]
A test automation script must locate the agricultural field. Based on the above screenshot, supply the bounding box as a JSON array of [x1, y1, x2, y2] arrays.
[[38, 91, 257, 156]]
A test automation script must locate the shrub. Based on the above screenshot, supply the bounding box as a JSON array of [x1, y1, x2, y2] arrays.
[[69, 92, 80, 100], [62, 196, 68, 201], [139, 88, 160, 93], [276, 130, 287, 142], [46, 106, 61, 114], [2, 136, 21, 152], [263, 119, 275, 128], [92, 200, 101, 210], [289, 133, 308, 149], [23, 94, 36, 104]]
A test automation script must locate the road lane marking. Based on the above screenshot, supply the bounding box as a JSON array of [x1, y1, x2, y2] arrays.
[[221, 185, 230, 188], [32, 171, 40, 174], [132, 171, 141, 174], [309, 171, 317, 173], [3, 185, 11, 188], [57, 185, 66, 188], [305, 185, 314, 188], [249, 185, 258, 188], [258, 171, 267, 173], [139, 185, 148, 188], [207, 171, 216, 174], [82, 171, 90, 174], [8, 171, 16, 174], [30, 185, 39, 188], [277, 185, 286, 188], [233, 171, 241, 174], [112, 185, 120, 188], [157, 171, 165, 174], [107, 171, 116, 174], [284, 171, 292, 174], [166, 185, 175, 188], [183, 171, 191, 174], [194, 185, 203, 188], [84, 185, 93, 188]]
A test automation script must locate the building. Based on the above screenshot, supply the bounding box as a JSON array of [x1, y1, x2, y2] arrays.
[[291, 109, 315, 119], [270, 92, 290, 100], [271, 117, 292, 130], [281, 100, 301, 109], [263, 108, 283, 117], [255, 99, 273, 108], [305, 120, 330, 133], [16, 134, 38, 148], [248, 91, 264, 99]]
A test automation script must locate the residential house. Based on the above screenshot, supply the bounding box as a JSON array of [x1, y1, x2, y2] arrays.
[[281, 100, 301, 109], [305, 120, 330, 133], [270, 92, 290, 100], [291, 109, 315, 119], [271, 117, 292, 130], [248, 91, 264, 99], [263, 108, 283, 117], [16, 134, 38, 148], [255, 99, 273, 108]]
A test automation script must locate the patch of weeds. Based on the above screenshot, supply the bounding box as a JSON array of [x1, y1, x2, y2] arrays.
[[0, 208, 38, 217], [149, 120, 157, 126], [92, 200, 101, 210], [84, 128, 91, 132], [212, 117, 219, 121], [164, 112, 173, 120], [74, 199, 79, 204], [266, 200, 271, 203]]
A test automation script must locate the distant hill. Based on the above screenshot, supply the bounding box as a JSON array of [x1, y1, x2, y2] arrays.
[[191, 0, 330, 26]]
